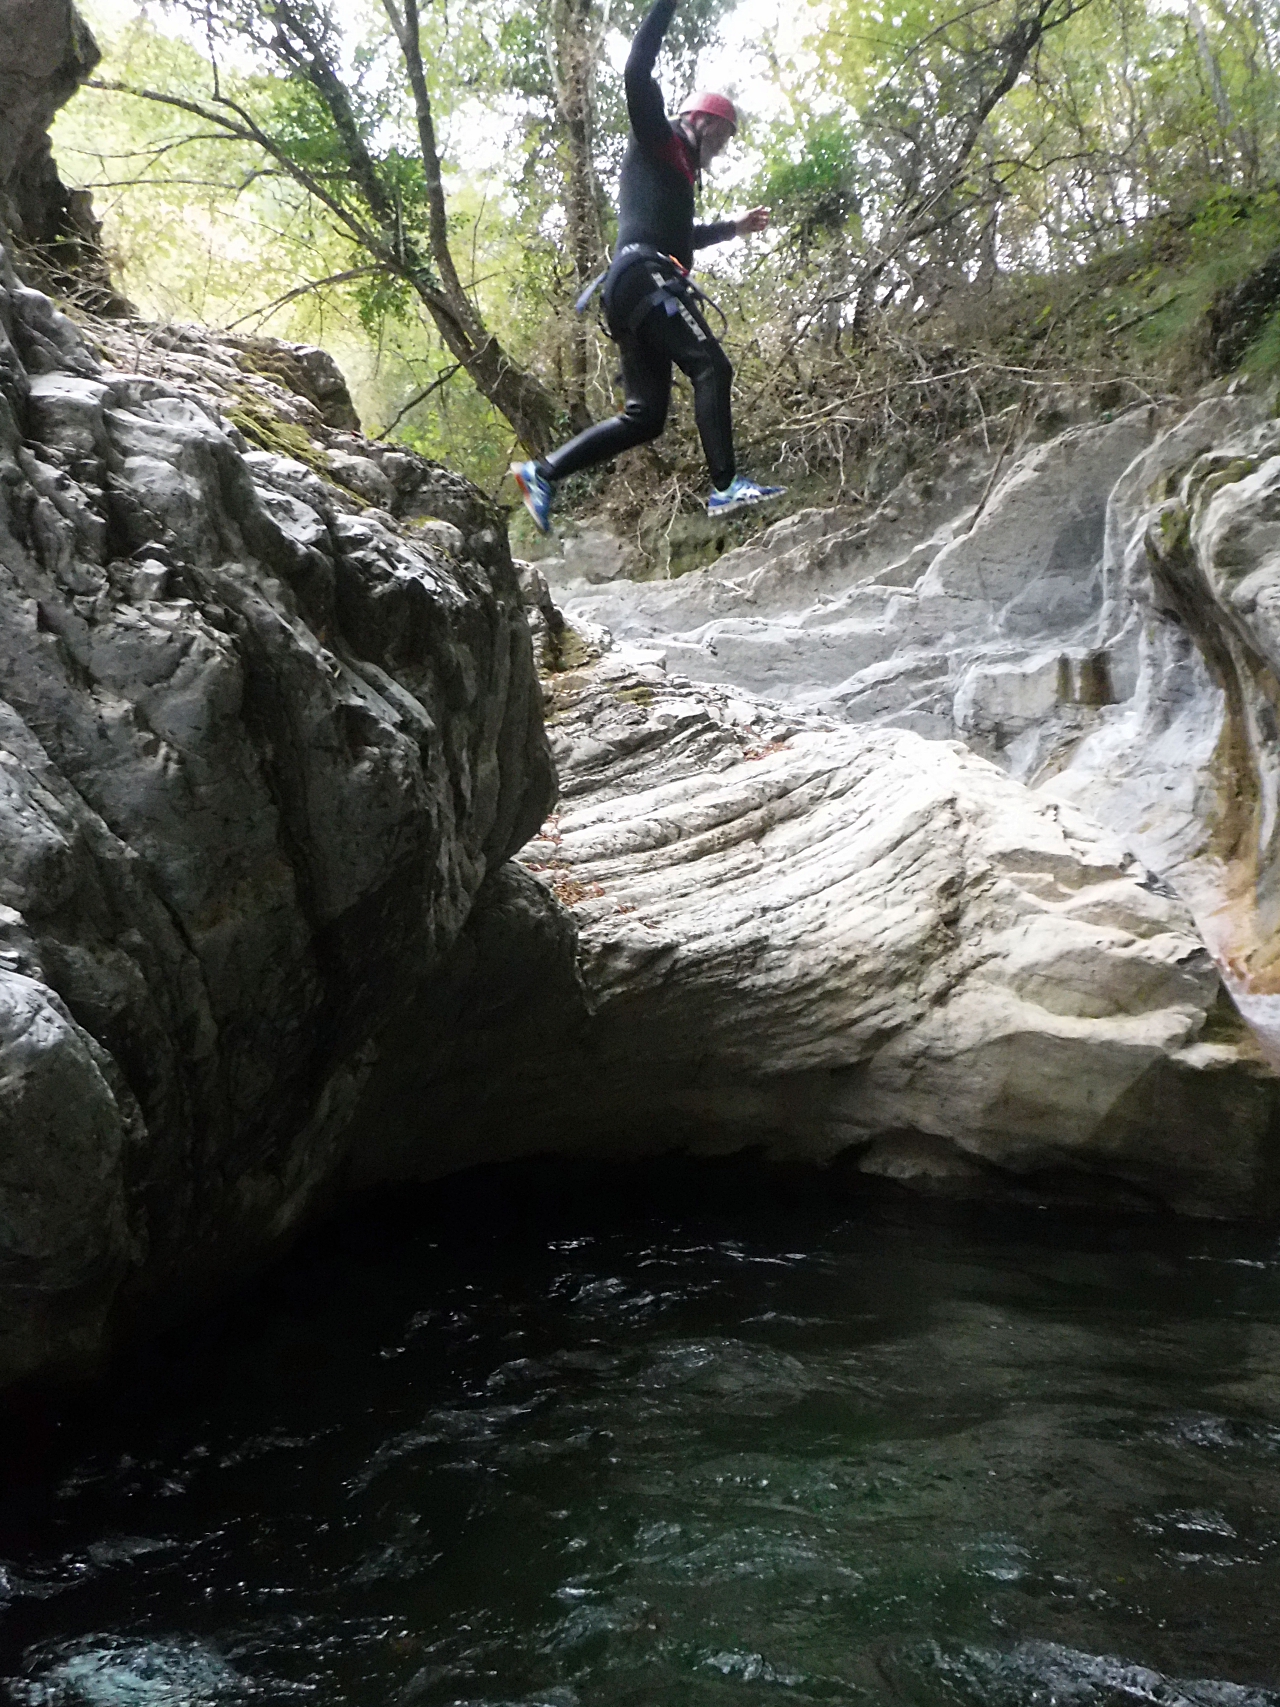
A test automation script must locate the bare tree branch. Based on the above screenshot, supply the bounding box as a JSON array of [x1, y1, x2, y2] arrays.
[[222, 265, 384, 330], [376, 363, 463, 437]]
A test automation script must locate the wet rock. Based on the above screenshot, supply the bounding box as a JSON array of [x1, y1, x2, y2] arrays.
[[0, 970, 140, 1383], [551, 408, 1160, 767], [0, 245, 554, 1390], [351, 657, 1279, 1218]]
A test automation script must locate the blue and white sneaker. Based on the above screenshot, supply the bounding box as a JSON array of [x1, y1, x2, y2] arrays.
[[706, 474, 786, 519], [511, 460, 554, 535]]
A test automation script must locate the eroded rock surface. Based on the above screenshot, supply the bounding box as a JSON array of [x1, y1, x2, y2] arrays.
[[506, 387, 1280, 1202], [547, 386, 1280, 1043], [0, 246, 554, 1387], [552, 409, 1161, 766], [1048, 395, 1280, 1050], [0, 0, 117, 304], [349, 656, 1279, 1218]]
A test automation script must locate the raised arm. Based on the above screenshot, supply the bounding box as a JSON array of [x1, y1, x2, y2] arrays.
[[625, 0, 679, 152]]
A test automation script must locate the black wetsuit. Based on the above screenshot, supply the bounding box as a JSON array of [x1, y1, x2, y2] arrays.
[[538, 0, 738, 490]]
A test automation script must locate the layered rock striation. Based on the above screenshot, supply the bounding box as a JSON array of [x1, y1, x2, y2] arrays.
[[494, 390, 1280, 1215], [550, 406, 1161, 768], [552, 388, 1280, 1082], [0, 246, 553, 1388], [1048, 397, 1280, 1052], [349, 655, 1277, 1219]]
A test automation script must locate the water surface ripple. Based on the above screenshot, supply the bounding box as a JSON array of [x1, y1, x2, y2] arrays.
[[5, 1167, 1280, 1706]]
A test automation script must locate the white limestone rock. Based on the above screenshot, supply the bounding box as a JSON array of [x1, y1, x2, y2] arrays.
[[351, 658, 1277, 1217], [1045, 394, 1280, 1053], [544, 388, 1280, 1095], [549, 410, 1160, 757]]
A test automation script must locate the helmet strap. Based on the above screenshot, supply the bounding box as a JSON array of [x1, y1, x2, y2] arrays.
[[676, 115, 704, 184]]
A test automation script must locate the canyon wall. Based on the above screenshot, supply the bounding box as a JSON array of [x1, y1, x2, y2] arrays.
[[4, 8, 1280, 1394], [0, 242, 554, 1387]]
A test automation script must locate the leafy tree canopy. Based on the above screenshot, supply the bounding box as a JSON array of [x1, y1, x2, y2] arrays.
[[48, 0, 1280, 503]]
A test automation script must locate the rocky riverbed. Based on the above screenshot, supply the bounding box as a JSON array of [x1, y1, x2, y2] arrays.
[[6, 224, 1280, 1391], [5, 0, 1280, 1399]]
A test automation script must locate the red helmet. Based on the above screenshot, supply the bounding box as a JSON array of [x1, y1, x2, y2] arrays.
[[679, 91, 738, 131]]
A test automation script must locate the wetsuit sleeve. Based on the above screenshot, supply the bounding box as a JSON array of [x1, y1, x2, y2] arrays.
[[693, 220, 737, 248], [625, 0, 679, 153]]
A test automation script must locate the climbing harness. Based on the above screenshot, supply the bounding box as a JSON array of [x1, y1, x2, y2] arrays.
[[574, 243, 728, 340]]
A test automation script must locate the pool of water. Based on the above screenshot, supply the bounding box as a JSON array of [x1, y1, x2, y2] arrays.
[[4, 1164, 1280, 1707]]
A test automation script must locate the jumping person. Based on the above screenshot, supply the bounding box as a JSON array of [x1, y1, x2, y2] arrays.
[[510, 0, 785, 534]]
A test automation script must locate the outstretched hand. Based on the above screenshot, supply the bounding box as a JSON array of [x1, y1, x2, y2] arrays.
[[734, 206, 771, 236]]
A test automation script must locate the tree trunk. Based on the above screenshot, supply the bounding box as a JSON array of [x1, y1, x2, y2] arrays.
[[99, 8, 569, 460], [383, 0, 566, 453], [416, 293, 562, 455], [548, 0, 608, 426]]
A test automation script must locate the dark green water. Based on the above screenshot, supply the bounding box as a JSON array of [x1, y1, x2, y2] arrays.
[[5, 1165, 1280, 1707]]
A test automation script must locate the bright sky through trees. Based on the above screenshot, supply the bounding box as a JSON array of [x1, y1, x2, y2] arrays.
[[48, 0, 1280, 497]]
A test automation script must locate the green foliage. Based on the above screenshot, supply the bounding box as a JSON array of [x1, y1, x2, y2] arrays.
[[49, 0, 1280, 510], [350, 268, 415, 336], [53, 10, 298, 322], [1243, 312, 1280, 379], [759, 116, 860, 240]]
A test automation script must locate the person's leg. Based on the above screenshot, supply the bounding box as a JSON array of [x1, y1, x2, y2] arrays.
[[649, 295, 785, 514], [538, 333, 671, 481], [642, 298, 735, 490], [511, 311, 671, 532], [684, 335, 735, 492]]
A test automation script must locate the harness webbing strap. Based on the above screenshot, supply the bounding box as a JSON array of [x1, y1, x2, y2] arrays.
[[624, 282, 680, 334], [574, 270, 609, 314], [573, 244, 727, 338], [651, 272, 727, 335]]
